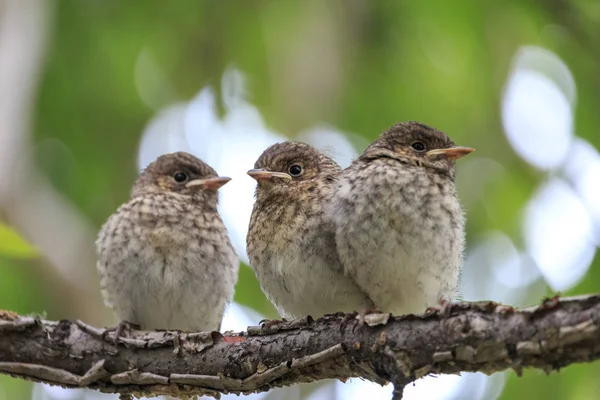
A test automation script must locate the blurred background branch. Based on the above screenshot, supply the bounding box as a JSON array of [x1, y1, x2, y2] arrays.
[[0, 0, 105, 327]]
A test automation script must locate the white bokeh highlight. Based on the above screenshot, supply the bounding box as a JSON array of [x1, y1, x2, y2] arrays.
[[461, 231, 542, 307], [33, 384, 82, 400], [502, 46, 574, 170], [335, 380, 393, 400], [403, 373, 501, 400], [502, 46, 598, 294], [563, 138, 600, 241], [335, 372, 505, 400], [524, 178, 596, 291], [138, 104, 191, 171], [220, 302, 265, 333]]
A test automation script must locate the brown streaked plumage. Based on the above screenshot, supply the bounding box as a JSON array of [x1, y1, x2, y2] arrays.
[[247, 141, 373, 319], [96, 152, 238, 331], [331, 121, 473, 316]]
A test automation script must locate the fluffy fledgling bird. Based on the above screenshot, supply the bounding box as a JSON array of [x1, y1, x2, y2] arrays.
[[332, 121, 473, 316], [96, 152, 239, 332], [247, 142, 374, 320]]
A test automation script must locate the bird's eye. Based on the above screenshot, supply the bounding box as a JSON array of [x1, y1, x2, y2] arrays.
[[411, 142, 427, 152], [288, 164, 303, 177], [173, 172, 188, 182]]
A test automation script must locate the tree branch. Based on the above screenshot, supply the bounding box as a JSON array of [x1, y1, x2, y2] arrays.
[[1, 295, 600, 398]]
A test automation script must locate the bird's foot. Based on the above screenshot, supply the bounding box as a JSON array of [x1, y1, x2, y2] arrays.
[[116, 320, 140, 337], [425, 299, 453, 317], [259, 318, 287, 332], [341, 308, 385, 332], [340, 311, 358, 332], [103, 320, 140, 344]]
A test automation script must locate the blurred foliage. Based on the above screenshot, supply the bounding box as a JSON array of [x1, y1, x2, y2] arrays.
[[0, 222, 38, 259], [234, 264, 278, 317], [1, 0, 599, 399], [0, 226, 39, 399]]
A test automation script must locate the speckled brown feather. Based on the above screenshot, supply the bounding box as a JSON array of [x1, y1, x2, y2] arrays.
[[96, 152, 238, 331], [332, 122, 468, 316], [247, 142, 373, 319]]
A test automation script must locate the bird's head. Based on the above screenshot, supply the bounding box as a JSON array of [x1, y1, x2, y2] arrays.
[[248, 141, 341, 201], [131, 152, 230, 203], [362, 121, 474, 181]]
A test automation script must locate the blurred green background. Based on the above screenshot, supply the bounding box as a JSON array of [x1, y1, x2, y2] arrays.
[[1, 1, 599, 399]]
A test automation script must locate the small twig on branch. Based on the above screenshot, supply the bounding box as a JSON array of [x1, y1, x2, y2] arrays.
[[1, 295, 600, 398]]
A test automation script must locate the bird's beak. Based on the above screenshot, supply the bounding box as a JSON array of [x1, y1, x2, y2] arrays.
[[426, 146, 474, 160], [247, 169, 292, 181], [186, 177, 232, 190]]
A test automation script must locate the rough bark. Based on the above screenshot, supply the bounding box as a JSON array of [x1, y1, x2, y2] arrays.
[[1, 295, 600, 399]]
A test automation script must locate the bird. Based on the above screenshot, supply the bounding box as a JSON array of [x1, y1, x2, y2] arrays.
[[96, 152, 239, 332], [246, 141, 374, 320], [331, 121, 473, 316]]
